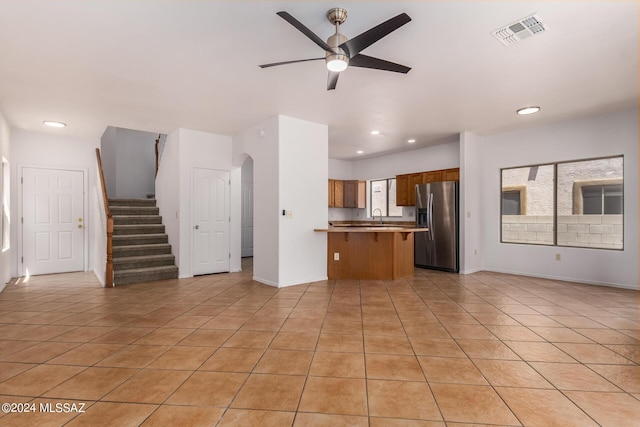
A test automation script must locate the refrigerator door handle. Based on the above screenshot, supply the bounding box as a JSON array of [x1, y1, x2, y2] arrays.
[[428, 192, 434, 241]]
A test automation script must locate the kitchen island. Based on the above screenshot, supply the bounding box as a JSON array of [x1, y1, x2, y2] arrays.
[[314, 226, 428, 280]]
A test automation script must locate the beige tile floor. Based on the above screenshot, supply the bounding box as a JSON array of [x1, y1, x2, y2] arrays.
[[0, 259, 638, 426]]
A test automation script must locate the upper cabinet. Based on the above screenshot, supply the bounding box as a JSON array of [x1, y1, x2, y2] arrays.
[[328, 179, 364, 208], [396, 175, 409, 206], [344, 180, 365, 208], [395, 167, 460, 206], [328, 179, 344, 208], [443, 168, 460, 181], [422, 170, 443, 184], [407, 173, 422, 206]]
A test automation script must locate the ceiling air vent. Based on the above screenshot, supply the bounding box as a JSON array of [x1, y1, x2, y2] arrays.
[[492, 14, 548, 46]]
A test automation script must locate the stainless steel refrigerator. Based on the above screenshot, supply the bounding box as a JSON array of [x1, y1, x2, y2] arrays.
[[415, 181, 459, 272]]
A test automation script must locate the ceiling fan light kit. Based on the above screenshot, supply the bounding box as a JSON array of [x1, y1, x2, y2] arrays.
[[260, 8, 412, 90]]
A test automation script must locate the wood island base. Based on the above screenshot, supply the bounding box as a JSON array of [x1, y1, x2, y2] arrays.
[[315, 227, 426, 280]]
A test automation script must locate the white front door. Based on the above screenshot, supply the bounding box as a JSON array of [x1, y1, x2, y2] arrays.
[[192, 168, 230, 275], [22, 167, 85, 275], [241, 182, 254, 257]]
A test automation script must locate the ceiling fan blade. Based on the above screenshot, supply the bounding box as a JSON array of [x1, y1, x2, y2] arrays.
[[348, 54, 411, 74], [259, 57, 325, 68], [327, 71, 340, 91], [277, 11, 335, 53], [339, 13, 411, 57]]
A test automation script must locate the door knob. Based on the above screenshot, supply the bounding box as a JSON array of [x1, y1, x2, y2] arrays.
[[78, 224, 83, 229], [195, 225, 200, 229]]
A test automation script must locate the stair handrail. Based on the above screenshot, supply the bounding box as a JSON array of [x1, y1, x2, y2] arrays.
[[95, 148, 114, 287], [155, 133, 167, 177]]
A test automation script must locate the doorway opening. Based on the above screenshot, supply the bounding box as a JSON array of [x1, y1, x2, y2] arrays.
[[241, 156, 254, 259]]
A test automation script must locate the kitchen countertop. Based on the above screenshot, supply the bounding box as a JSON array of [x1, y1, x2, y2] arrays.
[[314, 226, 428, 233]]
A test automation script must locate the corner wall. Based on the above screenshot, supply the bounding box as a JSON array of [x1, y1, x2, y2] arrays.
[[9, 129, 100, 278], [233, 115, 328, 287], [480, 108, 638, 289], [155, 128, 234, 279], [278, 116, 328, 286], [232, 117, 280, 285], [459, 132, 484, 273]]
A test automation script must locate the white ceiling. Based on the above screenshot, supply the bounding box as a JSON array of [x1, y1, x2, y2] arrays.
[[0, 1, 637, 160]]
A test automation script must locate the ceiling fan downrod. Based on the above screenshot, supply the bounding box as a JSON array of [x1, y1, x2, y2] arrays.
[[326, 8, 349, 72]]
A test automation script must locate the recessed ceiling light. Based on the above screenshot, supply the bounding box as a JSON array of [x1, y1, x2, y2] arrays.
[[43, 121, 66, 128], [356, 150, 364, 154], [370, 130, 380, 135], [407, 139, 416, 144], [516, 106, 540, 115]]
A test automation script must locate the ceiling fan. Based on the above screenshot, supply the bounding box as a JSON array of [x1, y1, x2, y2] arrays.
[[260, 8, 412, 90]]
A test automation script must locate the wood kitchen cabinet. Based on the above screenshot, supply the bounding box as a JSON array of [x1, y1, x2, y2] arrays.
[[443, 168, 460, 181], [328, 179, 335, 207], [407, 173, 422, 206], [396, 174, 409, 206], [328, 179, 344, 208], [422, 170, 443, 184], [395, 167, 460, 206], [344, 180, 365, 208]]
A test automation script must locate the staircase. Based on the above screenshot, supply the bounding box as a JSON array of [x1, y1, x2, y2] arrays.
[[109, 198, 178, 285]]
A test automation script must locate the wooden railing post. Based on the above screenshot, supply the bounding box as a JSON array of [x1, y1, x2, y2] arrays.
[[105, 212, 114, 287], [96, 148, 114, 288]]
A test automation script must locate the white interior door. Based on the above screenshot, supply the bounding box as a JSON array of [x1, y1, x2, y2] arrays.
[[241, 182, 253, 257], [22, 167, 85, 275], [192, 168, 230, 275]]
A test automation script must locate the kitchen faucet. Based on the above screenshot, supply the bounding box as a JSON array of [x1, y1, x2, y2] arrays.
[[372, 208, 383, 224]]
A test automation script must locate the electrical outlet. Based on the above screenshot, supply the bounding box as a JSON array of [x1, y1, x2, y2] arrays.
[[334, 252, 340, 261], [555, 253, 561, 261]]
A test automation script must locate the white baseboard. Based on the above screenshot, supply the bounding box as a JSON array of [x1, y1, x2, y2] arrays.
[[482, 267, 638, 290]]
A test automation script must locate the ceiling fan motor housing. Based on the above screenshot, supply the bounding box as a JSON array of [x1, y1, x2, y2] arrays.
[[326, 32, 349, 67]]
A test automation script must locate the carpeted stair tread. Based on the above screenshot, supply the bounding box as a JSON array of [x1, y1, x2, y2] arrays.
[[113, 224, 165, 235], [113, 215, 163, 225], [109, 198, 157, 207], [114, 266, 178, 285], [112, 234, 168, 246]]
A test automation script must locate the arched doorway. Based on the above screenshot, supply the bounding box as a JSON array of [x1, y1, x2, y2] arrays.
[[241, 156, 254, 259]]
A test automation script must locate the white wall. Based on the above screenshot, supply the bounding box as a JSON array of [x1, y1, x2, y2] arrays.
[[0, 112, 10, 288], [101, 127, 157, 199], [233, 116, 280, 285], [156, 128, 234, 278], [178, 129, 233, 278], [352, 141, 460, 179], [480, 108, 638, 289], [233, 115, 328, 287], [10, 129, 100, 278], [329, 159, 353, 179], [278, 116, 328, 286], [459, 132, 484, 274]]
